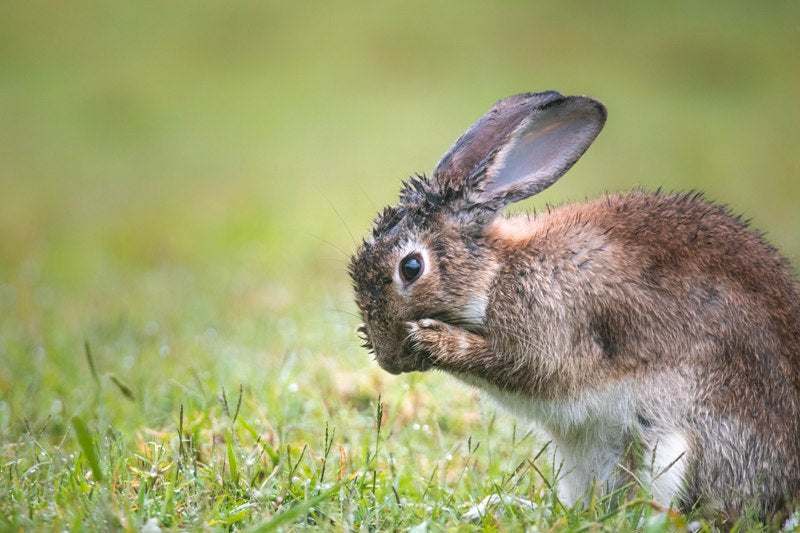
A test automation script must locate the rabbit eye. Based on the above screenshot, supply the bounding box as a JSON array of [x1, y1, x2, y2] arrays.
[[399, 253, 423, 283]]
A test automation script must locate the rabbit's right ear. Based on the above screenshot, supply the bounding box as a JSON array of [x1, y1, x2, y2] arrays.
[[432, 92, 606, 211]]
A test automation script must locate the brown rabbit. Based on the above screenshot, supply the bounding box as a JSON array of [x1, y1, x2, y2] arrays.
[[348, 91, 800, 524]]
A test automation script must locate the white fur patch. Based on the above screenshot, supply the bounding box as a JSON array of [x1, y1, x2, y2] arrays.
[[647, 431, 689, 506], [452, 376, 690, 508], [459, 294, 488, 328], [455, 375, 635, 506], [783, 509, 799, 531], [474, 379, 634, 438]]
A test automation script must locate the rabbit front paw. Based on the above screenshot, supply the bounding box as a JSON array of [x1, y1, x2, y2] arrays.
[[407, 319, 484, 369], [406, 319, 451, 361]]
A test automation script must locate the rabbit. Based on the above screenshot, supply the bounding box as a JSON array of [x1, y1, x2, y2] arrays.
[[348, 91, 800, 524]]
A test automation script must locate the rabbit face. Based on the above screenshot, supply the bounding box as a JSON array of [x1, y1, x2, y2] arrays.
[[350, 202, 497, 374], [350, 92, 606, 375]]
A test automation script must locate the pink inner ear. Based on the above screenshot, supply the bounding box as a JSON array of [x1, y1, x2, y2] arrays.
[[481, 98, 605, 199]]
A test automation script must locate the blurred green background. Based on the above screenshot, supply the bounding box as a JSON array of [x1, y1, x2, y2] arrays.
[[1, 0, 799, 454]]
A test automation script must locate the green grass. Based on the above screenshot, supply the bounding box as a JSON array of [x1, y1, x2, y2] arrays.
[[1, 1, 799, 530]]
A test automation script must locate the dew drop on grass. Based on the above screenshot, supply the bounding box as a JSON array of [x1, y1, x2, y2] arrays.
[[413, 423, 420, 431], [288, 383, 298, 393]]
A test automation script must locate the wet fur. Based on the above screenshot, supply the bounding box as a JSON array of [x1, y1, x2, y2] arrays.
[[349, 92, 800, 523]]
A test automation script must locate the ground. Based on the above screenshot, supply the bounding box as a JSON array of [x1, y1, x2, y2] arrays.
[[1, 1, 799, 530]]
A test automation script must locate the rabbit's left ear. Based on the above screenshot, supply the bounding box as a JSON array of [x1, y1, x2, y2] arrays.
[[474, 95, 606, 209]]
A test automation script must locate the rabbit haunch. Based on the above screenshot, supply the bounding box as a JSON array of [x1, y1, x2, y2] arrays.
[[349, 91, 800, 523]]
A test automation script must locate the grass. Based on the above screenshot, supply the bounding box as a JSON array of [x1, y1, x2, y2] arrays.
[[1, 1, 799, 530], [1, 367, 701, 531]]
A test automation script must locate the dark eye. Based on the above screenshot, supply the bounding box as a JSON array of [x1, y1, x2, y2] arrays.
[[399, 253, 423, 283]]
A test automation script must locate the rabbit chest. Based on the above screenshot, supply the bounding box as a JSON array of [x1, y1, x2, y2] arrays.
[[455, 370, 690, 506]]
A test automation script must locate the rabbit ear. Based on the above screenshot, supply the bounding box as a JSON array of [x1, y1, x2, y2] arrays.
[[431, 92, 606, 211], [476, 95, 606, 207]]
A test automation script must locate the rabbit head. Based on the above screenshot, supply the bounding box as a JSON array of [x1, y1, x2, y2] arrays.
[[349, 91, 606, 374]]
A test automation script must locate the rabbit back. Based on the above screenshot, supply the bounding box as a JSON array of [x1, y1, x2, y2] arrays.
[[480, 189, 800, 517]]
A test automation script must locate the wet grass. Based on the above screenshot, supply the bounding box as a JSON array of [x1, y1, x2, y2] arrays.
[[1, 1, 798, 530]]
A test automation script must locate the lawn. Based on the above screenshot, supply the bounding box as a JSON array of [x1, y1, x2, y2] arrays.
[[1, 1, 799, 530]]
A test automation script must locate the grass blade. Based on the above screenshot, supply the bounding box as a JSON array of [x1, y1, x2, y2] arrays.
[[71, 416, 104, 482], [247, 482, 342, 532], [226, 431, 240, 485], [84, 341, 100, 389], [109, 374, 135, 401]]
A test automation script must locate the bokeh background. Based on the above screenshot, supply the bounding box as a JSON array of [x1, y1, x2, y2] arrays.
[[1, 0, 799, 517]]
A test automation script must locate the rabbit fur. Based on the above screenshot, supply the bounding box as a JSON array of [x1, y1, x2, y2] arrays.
[[348, 91, 800, 523]]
